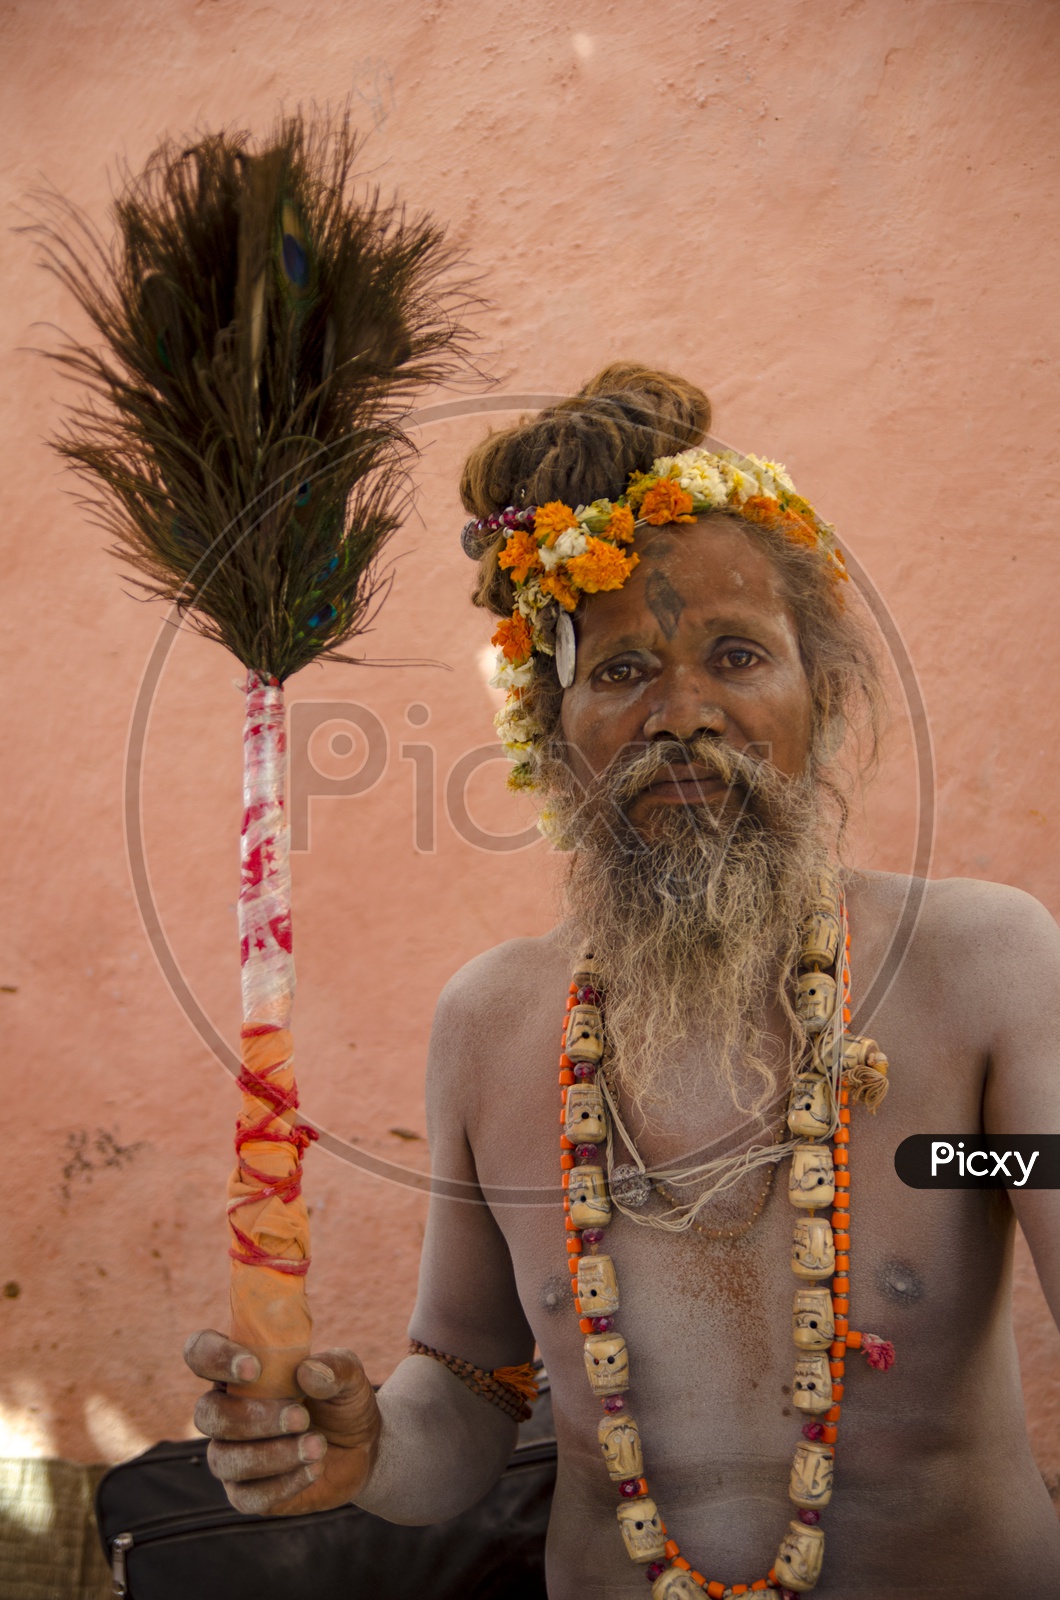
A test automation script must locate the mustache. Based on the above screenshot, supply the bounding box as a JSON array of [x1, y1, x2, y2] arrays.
[[542, 733, 810, 860], [604, 736, 771, 811]]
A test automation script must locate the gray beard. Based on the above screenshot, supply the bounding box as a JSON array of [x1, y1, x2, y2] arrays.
[[541, 737, 828, 1118]]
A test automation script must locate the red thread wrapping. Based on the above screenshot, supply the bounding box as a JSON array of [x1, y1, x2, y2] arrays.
[[228, 1024, 318, 1275]]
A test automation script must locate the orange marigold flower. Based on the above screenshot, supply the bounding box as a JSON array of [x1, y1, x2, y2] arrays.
[[497, 526, 543, 584], [639, 480, 695, 526], [778, 509, 819, 550], [603, 504, 636, 544], [828, 550, 850, 585], [491, 612, 534, 664], [540, 571, 579, 611], [566, 538, 640, 594], [738, 495, 782, 526], [534, 501, 580, 546]]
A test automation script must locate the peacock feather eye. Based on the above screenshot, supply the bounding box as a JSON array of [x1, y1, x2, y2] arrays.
[[280, 202, 310, 294], [38, 112, 472, 682]]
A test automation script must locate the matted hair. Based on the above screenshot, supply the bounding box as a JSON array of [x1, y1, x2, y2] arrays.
[[461, 364, 885, 801]]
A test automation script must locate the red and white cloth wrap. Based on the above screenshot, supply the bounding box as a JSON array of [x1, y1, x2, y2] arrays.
[[226, 671, 317, 1397]]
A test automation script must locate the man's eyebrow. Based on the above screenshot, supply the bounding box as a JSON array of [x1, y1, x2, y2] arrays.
[[581, 634, 653, 658]]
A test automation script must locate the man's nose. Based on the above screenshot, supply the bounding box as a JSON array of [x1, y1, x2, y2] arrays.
[[642, 669, 727, 745]]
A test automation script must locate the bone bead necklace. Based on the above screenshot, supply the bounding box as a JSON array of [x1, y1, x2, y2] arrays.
[[557, 874, 894, 1596]]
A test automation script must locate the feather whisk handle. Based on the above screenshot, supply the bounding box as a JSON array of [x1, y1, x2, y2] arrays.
[[239, 672, 293, 1028], [227, 671, 313, 1399]]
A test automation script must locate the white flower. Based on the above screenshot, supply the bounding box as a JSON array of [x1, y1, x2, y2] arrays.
[[516, 580, 549, 618], [490, 657, 535, 692], [725, 464, 756, 504], [494, 701, 539, 750], [575, 499, 615, 534], [762, 458, 796, 494], [538, 528, 588, 570], [676, 459, 727, 507], [648, 449, 747, 509]]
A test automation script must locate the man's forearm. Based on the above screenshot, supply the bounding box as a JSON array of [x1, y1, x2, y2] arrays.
[[351, 1353, 519, 1524]]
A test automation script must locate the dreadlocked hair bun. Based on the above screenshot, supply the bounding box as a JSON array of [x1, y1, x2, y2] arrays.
[[462, 364, 711, 618]]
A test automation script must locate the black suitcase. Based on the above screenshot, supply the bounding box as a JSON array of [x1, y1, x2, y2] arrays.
[[95, 1416, 556, 1599]]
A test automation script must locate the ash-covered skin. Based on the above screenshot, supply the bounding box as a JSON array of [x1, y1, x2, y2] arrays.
[[541, 1273, 572, 1314], [186, 518, 1060, 1595], [878, 1260, 925, 1305]]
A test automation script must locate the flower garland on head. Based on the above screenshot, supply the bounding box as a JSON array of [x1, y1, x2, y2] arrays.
[[462, 447, 849, 791]]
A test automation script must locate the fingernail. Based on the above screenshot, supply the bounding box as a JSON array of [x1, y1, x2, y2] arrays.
[[233, 1355, 260, 1383], [302, 1360, 335, 1386], [299, 1433, 326, 1463], [281, 1405, 310, 1434]]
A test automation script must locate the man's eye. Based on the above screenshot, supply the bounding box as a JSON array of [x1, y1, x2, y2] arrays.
[[721, 648, 758, 669], [599, 662, 637, 684]]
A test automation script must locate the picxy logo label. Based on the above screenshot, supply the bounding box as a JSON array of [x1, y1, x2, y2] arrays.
[[895, 1136, 1060, 1189]]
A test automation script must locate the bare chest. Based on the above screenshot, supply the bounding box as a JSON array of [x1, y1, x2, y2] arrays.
[[464, 952, 1054, 1590]]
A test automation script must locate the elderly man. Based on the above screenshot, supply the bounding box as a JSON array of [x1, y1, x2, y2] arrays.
[[186, 367, 1060, 1596]]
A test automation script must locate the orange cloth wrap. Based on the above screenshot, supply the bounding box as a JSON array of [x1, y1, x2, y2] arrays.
[[227, 1026, 312, 1397]]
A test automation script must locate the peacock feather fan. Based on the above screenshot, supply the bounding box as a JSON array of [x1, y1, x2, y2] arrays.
[[34, 113, 474, 680]]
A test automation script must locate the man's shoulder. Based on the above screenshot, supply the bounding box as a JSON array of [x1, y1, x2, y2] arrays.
[[427, 925, 571, 1061], [421, 928, 572, 1130], [851, 869, 1059, 967]]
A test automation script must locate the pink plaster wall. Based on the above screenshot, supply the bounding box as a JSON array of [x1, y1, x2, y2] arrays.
[[1, 0, 1058, 1476]]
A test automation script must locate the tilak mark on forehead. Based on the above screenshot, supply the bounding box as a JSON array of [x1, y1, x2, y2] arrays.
[[645, 570, 686, 641]]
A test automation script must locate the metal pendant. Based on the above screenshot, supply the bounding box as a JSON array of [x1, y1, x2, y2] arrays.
[[611, 1163, 652, 1208], [555, 609, 576, 687]]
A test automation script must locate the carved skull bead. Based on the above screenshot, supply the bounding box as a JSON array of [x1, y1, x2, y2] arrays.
[[792, 1287, 835, 1350], [572, 948, 602, 989], [787, 1074, 832, 1140], [583, 1332, 629, 1395], [616, 1497, 666, 1563], [789, 1439, 835, 1508], [569, 1165, 611, 1228], [808, 871, 841, 921], [799, 909, 840, 971], [577, 1253, 620, 1315], [842, 1035, 886, 1072], [795, 971, 837, 1034], [788, 1143, 836, 1210], [566, 1004, 604, 1062], [598, 1412, 643, 1481], [774, 1518, 825, 1590], [651, 1569, 702, 1600], [792, 1351, 833, 1414], [791, 1216, 835, 1281], [564, 1082, 607, 1143]]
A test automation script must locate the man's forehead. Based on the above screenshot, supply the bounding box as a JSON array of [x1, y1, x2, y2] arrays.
[[576, 564, 794, 653], [634, 518, 785, 588]]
